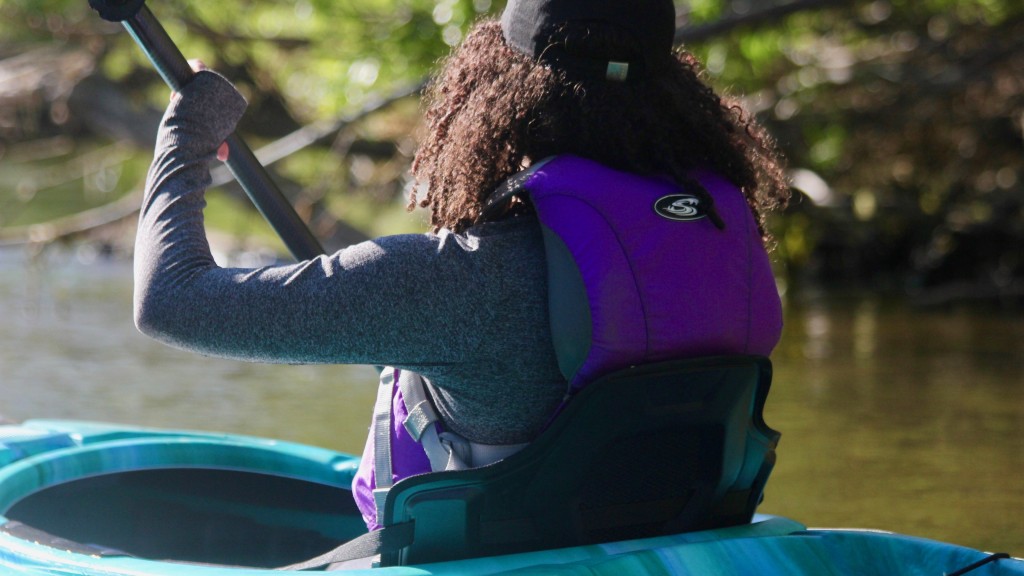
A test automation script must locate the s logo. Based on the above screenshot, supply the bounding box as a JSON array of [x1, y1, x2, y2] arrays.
[[653, 194, 707, 222]]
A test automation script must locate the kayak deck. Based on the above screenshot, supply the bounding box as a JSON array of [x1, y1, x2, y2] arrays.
[[1, 419, 1021, 575]]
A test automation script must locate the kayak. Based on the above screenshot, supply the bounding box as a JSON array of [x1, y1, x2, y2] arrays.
[[0, 419, 1021, 575]]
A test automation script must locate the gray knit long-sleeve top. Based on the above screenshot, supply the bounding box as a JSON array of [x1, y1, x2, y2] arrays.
[[134, 71, 565, 444]]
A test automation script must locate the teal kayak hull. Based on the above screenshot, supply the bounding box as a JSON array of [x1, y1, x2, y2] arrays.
[[1, 419, 1021, 575]]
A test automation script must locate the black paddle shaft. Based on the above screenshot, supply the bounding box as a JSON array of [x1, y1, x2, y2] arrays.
[[89, 0, 325, 260]]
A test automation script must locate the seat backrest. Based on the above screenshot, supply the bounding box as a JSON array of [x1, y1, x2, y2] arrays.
[[379, 355, 780, 566]]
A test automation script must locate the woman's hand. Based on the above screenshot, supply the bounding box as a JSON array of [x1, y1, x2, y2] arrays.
[[171, 59, 230, 162]]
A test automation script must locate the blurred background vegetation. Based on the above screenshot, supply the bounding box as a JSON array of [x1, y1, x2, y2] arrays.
[[1, 0, 1022, 307]]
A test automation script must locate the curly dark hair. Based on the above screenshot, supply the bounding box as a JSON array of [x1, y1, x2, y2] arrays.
[[410, 20, 789, 241]]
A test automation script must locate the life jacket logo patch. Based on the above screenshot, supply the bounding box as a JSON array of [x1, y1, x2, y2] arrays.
[[654, 193, 707, 222]]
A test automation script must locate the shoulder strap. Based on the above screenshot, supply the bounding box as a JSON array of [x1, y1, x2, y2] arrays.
[[370, 368, 398, 516], [481, 157, 556, 220]]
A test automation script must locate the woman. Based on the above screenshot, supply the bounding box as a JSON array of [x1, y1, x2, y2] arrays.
[[134, 0, 789, 531]]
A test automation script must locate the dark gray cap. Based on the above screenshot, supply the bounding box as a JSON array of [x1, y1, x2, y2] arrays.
[[500, 0, 677, 81]]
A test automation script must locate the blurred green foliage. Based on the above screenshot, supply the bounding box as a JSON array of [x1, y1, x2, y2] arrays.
[[1, 0, 501, 116], [1, 0, 1022, 302]]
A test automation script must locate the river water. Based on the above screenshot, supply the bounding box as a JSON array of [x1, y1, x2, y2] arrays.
[[1, 246, 1021, 556]]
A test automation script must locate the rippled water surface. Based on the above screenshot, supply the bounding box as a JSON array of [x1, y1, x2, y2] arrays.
[[0, 247, 379, 452], [1, 247, 1021, 556]]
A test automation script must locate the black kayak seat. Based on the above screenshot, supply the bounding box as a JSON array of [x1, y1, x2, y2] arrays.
[[376, 354, 780, 566]]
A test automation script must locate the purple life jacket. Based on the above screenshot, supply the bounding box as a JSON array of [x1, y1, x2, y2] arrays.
[[352, 155, 783, 530]]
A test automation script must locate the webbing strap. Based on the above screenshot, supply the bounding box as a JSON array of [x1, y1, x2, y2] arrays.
[[398, 372, 438, 441], [277, 521, 416, 571], [420, 425, 452, 471], [371, 368, 398, 515], [398, 372, 450, 471], [398, 372, 529, 472], [480, 157, 555, 219]]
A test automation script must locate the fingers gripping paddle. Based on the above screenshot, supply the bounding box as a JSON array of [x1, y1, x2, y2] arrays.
[[88, 0, 325, 261]]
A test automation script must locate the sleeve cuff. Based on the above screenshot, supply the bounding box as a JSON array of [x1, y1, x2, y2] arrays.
[[160, 69, 248, 152]]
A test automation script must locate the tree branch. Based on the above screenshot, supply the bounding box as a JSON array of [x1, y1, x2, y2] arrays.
[[676, 0, 858, 44], [209, 80, 424, 186], [0, 189, 142, 248]]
